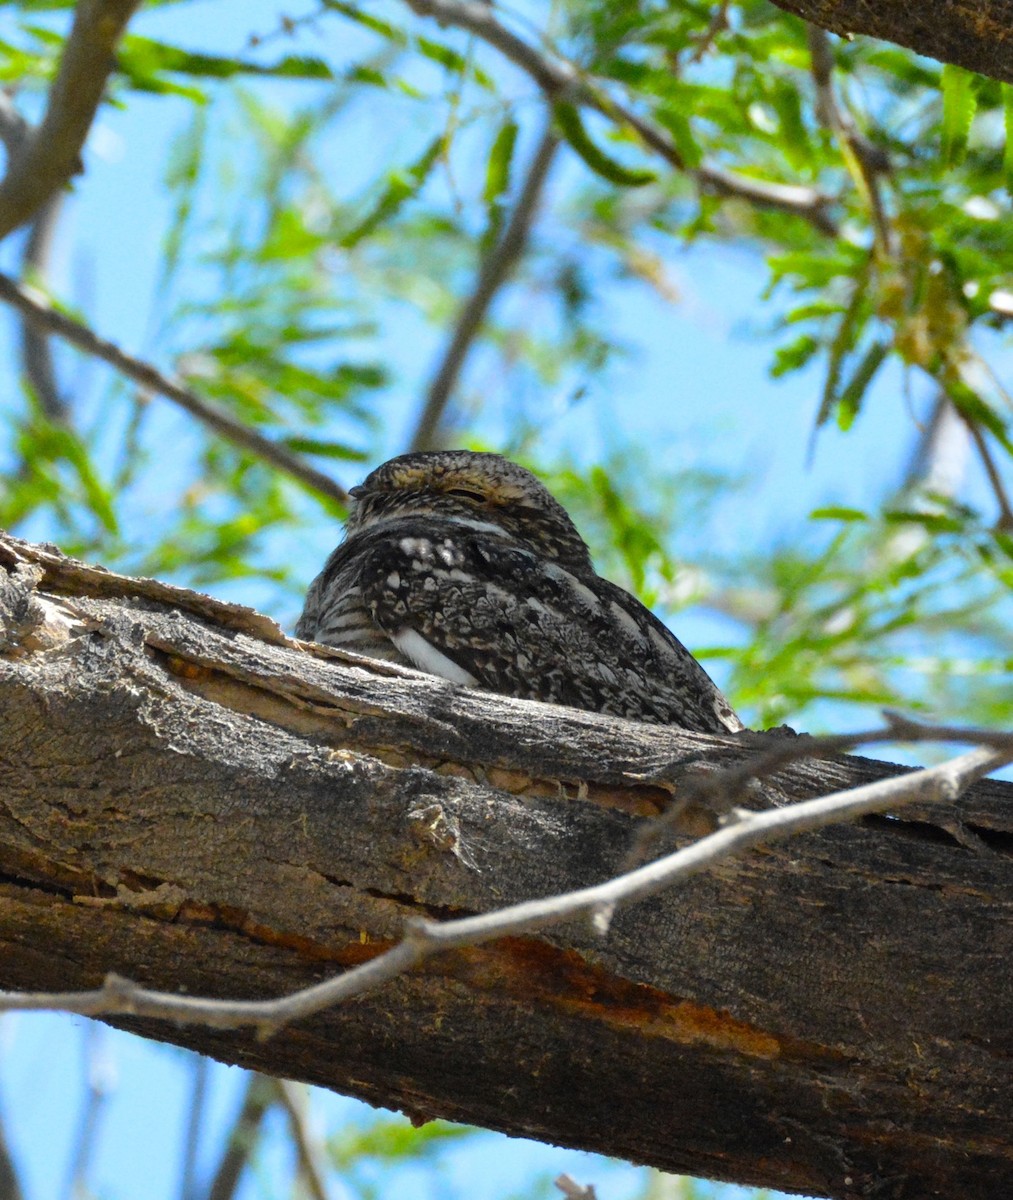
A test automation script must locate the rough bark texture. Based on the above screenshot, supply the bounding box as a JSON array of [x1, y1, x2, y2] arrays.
[[768, 0, 1013, 83], [0, 531, 1011, 1200]]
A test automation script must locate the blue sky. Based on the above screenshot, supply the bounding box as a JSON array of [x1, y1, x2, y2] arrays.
[[0, 2, 1007, 1198]]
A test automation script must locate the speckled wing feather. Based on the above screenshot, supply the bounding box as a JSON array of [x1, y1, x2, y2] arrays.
[[300, 514, 742, 735]]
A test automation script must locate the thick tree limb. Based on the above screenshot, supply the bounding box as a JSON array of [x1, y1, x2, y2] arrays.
[[770, 0, 1013, 84], [0, 531, 1012, 1199], [0, 0, 142, 242]]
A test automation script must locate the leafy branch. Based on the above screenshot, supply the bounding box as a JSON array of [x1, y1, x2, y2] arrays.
[[399, 0, 840, 233], [0, 273, 349, 508]]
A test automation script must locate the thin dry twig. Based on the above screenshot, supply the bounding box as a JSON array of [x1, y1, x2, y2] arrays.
[[687, 0, 730, 63], [409, 121, 560, 451], [555, 1175, 598, 1200], [63, 1023, 114, 1200], [613, 711, 1013, 905], [20, 195, 68, 421], [206, 1074, 276, 1200], [0, 0, 142, 243], [0, 93, 67, 420], [0, 272, 349, 507], [0, 722, 1006, 1038], [272, 1080, 331, 1200], [178, 1054, 208, 1200], [0, 1101, 25, 1200], [963, 417, 1013, 531], [670, 711, 1013, 816], [401, 0, 839, 235]]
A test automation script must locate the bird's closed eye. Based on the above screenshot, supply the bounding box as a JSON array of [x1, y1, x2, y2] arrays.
[[445, 487, 486, 503]]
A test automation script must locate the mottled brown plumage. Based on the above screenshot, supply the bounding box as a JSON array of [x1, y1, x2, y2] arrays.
[[297, 451, 743, 734]]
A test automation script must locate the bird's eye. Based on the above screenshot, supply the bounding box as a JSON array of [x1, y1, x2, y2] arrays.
[[446, 487, 485, 503]]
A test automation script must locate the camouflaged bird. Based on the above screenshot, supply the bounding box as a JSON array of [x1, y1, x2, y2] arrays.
[[296, 450, 744, 735]]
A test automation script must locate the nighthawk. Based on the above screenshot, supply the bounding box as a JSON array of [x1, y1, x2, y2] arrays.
[[296, 450, 743, 735]]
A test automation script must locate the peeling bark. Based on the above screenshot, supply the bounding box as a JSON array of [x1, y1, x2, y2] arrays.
[[769, 0, 1013, 83], [0, 531, 1011, 1200]]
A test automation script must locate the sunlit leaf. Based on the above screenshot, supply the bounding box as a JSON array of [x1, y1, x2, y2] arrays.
[[553, 102, 657, 187], [940, 63, 978, 167]]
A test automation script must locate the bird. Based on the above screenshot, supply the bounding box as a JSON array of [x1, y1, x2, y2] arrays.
[[296, 450, 744, 735]]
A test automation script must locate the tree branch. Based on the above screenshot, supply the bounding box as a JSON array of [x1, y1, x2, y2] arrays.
[[0, 1104, 25, 1200], [408, 122, 560, 452], [0, 272, 349, 507], [400, 0, 839, 235], [206, 1075, 276, 1200], [769, 0, 1013, 85], [0, 93, 68, 421], [0, 0, 142, 242], [272, 1080, 331, 1200], [0, 736, 1005, 1032], [964, 416, 1013, 531], [178, 1054, 209, 1200], [1, 531, 1012, 1198]]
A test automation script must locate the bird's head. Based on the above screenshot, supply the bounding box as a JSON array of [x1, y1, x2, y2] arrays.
[[345, 450, 593, 571]]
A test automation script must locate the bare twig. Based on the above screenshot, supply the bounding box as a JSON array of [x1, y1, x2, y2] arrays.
[[409, 122, 560, 451], [400, 0, 839, 235], [0, 0, 142, 243], [806, 25, 893, 255], [20, 196, 68, 420], [0, 723, 1006, 1037], [0, 272, 349, 507], [0, 1101, 25, 1200], [902, 395, 970, 496], [687, 0, 730, 63], [555, 1175, 597, 1200], [964, 417, 1013, 531], [179, 1054, 209, 1200], [0, 92, 67, 419], [671, 711, 1013, 815], [206, 1074, 276, 1200], [272, 1080, 331, 1200], [63, 1023, 114, 1200], [623, 711, 1013, 878]]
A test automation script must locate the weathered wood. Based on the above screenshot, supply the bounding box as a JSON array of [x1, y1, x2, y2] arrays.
[[0, 531, 1010, 1200], [768, 0, 1013, 83]]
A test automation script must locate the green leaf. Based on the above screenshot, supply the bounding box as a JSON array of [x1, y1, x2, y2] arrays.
[[483, 119, 518, 206], [480, 118, 518, 248], [835, 339, 889, 430], [815, 260, 872, 429], [940, 64, 977, 166], [655, 106, 701, 169], [119, 36, 332, 83], [340, 134, 446, 247], [771, 332, 820, 378], [280, 437, 369, 460], [417, 36, 493, 89], [322, 0, 406, 44], [329, 1118, 476, 1167], [553, 102, 657, 187], [944, 378, 1013, 454], [810, 507, 869, 522]]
